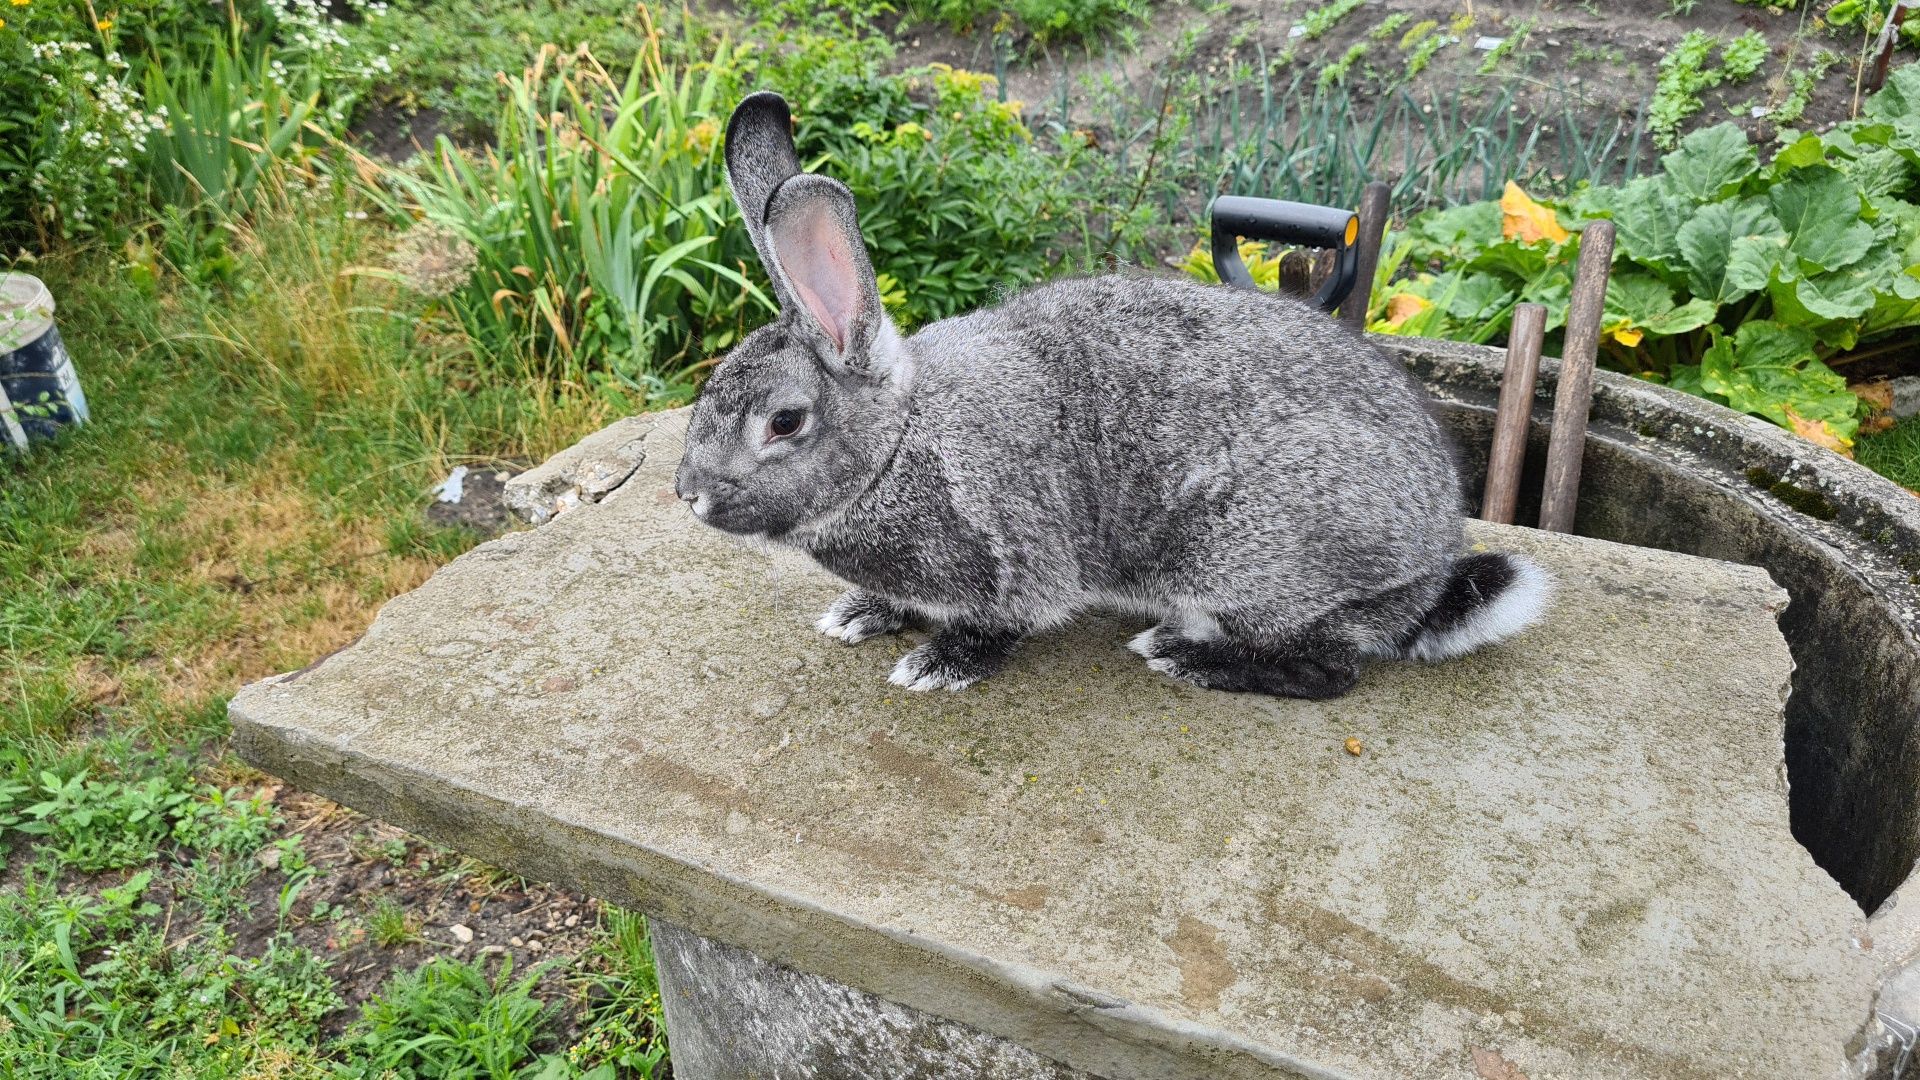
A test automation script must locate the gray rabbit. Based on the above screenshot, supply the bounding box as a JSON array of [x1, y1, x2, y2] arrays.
[[672, 91, 1549, 699]]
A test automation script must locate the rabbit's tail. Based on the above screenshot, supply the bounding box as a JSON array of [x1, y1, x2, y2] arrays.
[[1392, 552, 1552, 662]]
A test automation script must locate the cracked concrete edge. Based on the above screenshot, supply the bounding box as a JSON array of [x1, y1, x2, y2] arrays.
[[502, 415, 657, 525], [1854, 883, 1920, 1079], [225, 705, 1349, 1080]]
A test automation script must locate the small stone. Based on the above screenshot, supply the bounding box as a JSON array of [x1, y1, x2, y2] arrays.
[[565, 914, 580, 928], [449, 923, 474, 944], [478, 944, 508, 956], [510, 936, 525, 947], [528, 938, 544, 951]]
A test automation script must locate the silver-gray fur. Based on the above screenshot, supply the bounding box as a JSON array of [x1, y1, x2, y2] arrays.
[[673, 92, 1550, 698]]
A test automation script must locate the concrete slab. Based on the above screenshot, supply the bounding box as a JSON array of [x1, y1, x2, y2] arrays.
[[231, 408, 1873, 1080]]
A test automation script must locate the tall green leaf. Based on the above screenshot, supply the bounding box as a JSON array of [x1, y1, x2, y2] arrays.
[[1676, 197, 1784, 304], [1768, 166, 1874, 274]]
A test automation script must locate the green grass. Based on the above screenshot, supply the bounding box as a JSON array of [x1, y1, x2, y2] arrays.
[[368, 896, 423, 948], [0, 172, 665, 1076], [1858, 416, 1920, 490]]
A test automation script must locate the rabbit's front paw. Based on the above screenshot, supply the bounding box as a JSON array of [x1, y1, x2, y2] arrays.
[[816, 590, 909, 644], [887, 626, 1023, 692]]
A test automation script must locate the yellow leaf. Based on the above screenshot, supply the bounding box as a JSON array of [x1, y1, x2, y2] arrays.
[[1604, 320, 1643, 348], [1854, 380, 1894, 413], [1784, 406, 1854, 458], [1383, 293, 1432, 328], [1500, 181, 1570, 245]]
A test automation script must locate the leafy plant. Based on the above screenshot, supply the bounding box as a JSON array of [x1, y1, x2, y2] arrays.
[[1332, 76, 1920, 453], [792, 63, 1082, 326], [1319, 42, 1369, 88], [1404, 28, 1452, 80], [1769, 50, 1841, 126], [1829, 0, 1920, 46], [1650, 30, 1770, 148], [378, 27, 767, 400], [903, 0, 1148, 43], [563, 908, 670, 1078], [1476, 19, 1533, 76], [16, 770, 195, 871], [340, 956, 558, 1078], [1369, 13, 1412, 42], [142, 41, 318, 224], [1298, 0, 1366, 40]]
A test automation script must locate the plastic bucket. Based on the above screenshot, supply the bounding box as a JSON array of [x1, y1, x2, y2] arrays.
[[0, 272, 89, 448]]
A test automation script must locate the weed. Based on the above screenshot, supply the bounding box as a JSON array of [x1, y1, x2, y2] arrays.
[[367, 895, 422, 947], [565, 908, 671, 1077], [1570, 43, 1628, 66], [340, 955, 558, 1076], [15, 770, 196, 871], [239, 935, 345, 1039]]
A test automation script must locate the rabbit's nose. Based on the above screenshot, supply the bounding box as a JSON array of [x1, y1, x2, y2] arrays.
[[673, 461, 715, 520], [672, 460, 701, 501]]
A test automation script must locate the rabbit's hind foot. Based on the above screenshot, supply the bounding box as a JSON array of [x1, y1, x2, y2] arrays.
[[1129, 624, 1358, 700]]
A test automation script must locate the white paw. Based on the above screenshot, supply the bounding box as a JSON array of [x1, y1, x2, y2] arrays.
[[817, 593, 902, 644], [1127, 626, 1163, 658], [818, 611, 888, 644], [888, 648, 977, 692]]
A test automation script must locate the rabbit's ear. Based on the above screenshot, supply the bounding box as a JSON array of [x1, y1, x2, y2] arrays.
[[724, 92, 802, 303], [764, 173, 889, 368]]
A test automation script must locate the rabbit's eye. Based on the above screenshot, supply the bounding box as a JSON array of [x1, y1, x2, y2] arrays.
[[767, 409, 805, 440]]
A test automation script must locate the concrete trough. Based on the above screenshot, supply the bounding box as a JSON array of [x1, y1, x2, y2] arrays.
[[1390, 336, 1920, 1076], [231, 400, 1899, 1079]]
